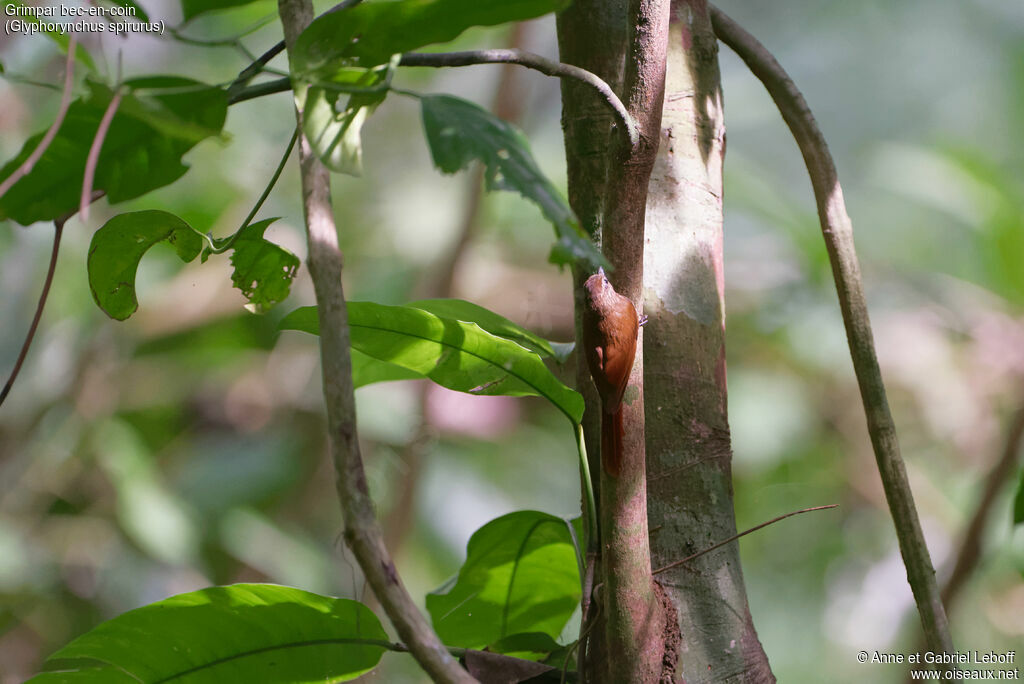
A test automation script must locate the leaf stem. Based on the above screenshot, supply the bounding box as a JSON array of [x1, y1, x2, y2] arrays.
[[206, 127, 298, 256]]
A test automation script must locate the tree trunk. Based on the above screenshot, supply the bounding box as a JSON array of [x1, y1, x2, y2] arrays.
[[560, 0, 776, 681], [644, 2, 774, 681]]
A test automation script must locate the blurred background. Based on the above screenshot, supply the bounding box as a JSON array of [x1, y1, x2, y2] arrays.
[[1, 0, 1022, 681]]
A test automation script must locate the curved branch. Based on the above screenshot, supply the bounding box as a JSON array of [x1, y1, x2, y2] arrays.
[[942, 402, 1024, 608], [400, 50, 638, 146], [276, 1, 475, 682], [709, 4, 955, 656], [0, 220, 63, 410]]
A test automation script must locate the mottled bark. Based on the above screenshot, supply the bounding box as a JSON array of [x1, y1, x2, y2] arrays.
[[643, 2, 774, 681]]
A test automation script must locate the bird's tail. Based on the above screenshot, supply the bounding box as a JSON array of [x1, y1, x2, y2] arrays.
[[601, 409, 623, 477]]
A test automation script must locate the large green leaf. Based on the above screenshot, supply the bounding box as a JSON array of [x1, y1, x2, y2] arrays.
[[292, 0, 570, 73], [87, 210, 204, 320], [279, 302, 584, 423], [407, 298, 560, 359], [0, 77, 227, 225], [29, 584, 389, 682], [427, 511, 581, 650], [420, 94, 606, 271], [228, 218, 301, 313]]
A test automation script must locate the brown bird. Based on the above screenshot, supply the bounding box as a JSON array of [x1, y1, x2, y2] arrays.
[[581, 267, 645, 476]]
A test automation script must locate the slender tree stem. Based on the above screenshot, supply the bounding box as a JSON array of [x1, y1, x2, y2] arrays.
[[276, 1, 474, 681], [709, 4, 954, 656]]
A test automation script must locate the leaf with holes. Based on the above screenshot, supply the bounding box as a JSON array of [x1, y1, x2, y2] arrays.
[[229, 218, 300, 313], [420, 94, 606, 271], [279, 303, 583, 423], [27, 584, 388, 682], [427, 511, 581, 651], [87, 210, 204, 320]]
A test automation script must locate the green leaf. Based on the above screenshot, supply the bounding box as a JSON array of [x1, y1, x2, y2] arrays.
[[297, 63, 393, 176], [228, 218, 301, 313], [28, 584, 388, 682], [489, 632, 565, 661], [0, 77, 227, 225], [407, 298, 559, 359], [420, 94, 606, 271], [87, 210, 204, 321], [427, 511, 581, 650], [1014, 468, 1024, 526], [279, 303, 584, 423], [180, 0, 265, 22], [27, 666, 137, 683], [292, 0, 570, 73], [351, 348, 425, 388]]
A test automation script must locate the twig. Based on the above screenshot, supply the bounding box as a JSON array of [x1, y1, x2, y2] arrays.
[[709, 4, 955, 656], [941, 402, 1024, 608], [652, 505, 838, 575], [0, 219, 64, 411], [400, 50, 637, 147], [226, 50, 635, 148], [275, 1, 474, 681], [80, 87, 123, 222], [0, 36, 77, 200]]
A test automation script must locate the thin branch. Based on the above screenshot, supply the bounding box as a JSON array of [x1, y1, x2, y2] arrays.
[[80, 87, 123, 222], [709, 4, 955, 656], [0, 36, 77, 200], [652, 505, 838, 576], [400, 50, 638, 147], [226, 49, 636, 148], [941, 401, 1024, 608], [275, 0, 475, 681], [0, 219, 64, 411]]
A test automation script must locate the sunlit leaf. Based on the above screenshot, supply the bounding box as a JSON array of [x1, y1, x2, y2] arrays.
[[420, 94, 606, 271], [279, 303, 584, 423], [87, 210, 204, 321], [408, 298, 560, 358], [292, 0, 570, 72], [28, 584, 388, 682], [427, 511, 580, 650], [228, 218, 300, 313]]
